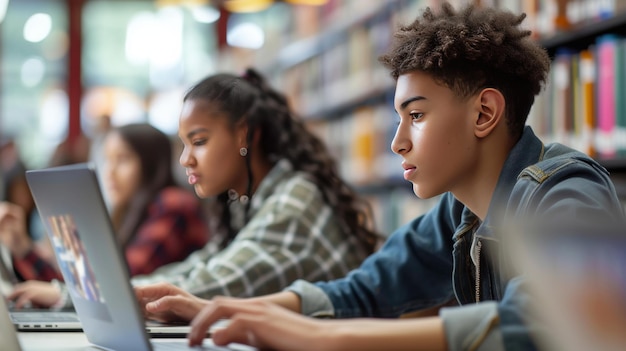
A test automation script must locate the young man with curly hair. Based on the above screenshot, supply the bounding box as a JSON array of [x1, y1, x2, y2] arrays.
[[135, 2, 625, 350]]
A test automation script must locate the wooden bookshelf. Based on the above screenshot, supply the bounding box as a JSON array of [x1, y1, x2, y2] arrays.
[[540, 11, 626, 57], [535, 8, 626, 206], [262, 1, 402, 75], [303, 83, 394, 121]]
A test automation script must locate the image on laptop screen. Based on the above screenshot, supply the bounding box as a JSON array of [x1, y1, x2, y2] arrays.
[[47, 214, 104, 304]]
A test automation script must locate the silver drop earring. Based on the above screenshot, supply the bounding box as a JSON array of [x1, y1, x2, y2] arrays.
[[228, 189, 239, 201], [239, 147, 248, 157], [239, 195, 249, 205]]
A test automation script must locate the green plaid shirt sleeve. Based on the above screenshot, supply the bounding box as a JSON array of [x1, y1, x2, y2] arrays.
[[132, 160, 368, 299]]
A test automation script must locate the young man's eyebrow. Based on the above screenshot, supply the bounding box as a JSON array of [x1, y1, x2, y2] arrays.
[[396, 96, 426, 113]]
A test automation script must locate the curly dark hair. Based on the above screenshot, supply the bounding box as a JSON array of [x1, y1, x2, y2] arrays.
[[184, 68, 379, 252], [379, 2, 551, 138]]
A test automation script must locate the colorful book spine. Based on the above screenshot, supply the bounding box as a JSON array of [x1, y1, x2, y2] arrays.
[[570, 51, 582, 151], [552, 48, 574, 145], [616, 38, 626, 156], [579, 49, 596, 158], [595, 34, 618, 159], [350, 107, 376, 184]]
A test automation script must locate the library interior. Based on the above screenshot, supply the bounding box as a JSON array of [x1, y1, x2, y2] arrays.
[[1, 0, 626, 351]]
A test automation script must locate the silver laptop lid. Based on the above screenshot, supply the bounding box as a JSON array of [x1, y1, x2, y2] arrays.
[[26, 163, 153, 351]]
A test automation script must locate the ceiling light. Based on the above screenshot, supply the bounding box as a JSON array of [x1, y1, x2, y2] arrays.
[[0, 0, 8, 24], [224, 0, 274, 13], [21, 57, 46, 87], [155, 0, 207, 7], [284, 0, 328, 5], [23, 13, 52, 43], [190, 5, 220, 23], [227, 22, 264, 49], [224, 0, 328, 13]]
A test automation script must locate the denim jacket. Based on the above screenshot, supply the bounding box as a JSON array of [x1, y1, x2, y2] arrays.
[[287, 126, 624, 351]]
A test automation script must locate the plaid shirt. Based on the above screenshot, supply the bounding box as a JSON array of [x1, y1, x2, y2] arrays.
[[13, 186, 210, 281], [132, 159, 370, 299]]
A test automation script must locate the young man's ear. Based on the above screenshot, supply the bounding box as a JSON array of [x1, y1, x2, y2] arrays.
[[474, 88, 505, 138]]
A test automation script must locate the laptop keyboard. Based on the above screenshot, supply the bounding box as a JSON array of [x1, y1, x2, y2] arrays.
[[10, 311, 80, 322]]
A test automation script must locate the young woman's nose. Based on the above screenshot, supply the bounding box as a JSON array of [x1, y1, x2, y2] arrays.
[[179, 147, 193, 167]]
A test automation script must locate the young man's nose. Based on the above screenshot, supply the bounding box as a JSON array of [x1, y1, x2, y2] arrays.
[[391, 126, 411, 155]]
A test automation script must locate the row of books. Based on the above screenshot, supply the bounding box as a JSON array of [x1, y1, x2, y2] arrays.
[[272, 1, 410, 118], [528, 33, 626, 158], [251, 0, 626, 79], [307, 104, 399, 186]]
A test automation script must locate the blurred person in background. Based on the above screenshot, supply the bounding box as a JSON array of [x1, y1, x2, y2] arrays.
[[1, 138, 42, 241], [87, 114, 113, 208], [46, 131, 92, 171], [5, 123, 210, 308], [0, 137, 49, 286]]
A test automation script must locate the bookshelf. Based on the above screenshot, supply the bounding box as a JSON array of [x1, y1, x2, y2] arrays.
[[261, 1, 402, 74], [539, 11, 626, 57], [531, 5, 626, 203]]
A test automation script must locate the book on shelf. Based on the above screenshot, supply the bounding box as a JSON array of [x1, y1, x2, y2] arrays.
[[552, 48, 575, 146], [616, 38, 626, 156], [570, 50, 582, 150], [373, 104, 402, 181], [526, 82, 547, 139], [595, 34, 618, 159], [368, 17, 394, 85], [579, 49, 596, 157], [521, 0, 540, 39], [532, 62, 555, 138], [350, 107, 377, 185], [348, 26, 373, 91]]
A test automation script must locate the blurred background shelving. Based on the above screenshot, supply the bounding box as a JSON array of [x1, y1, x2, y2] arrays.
[[2, 0, 626, 235]]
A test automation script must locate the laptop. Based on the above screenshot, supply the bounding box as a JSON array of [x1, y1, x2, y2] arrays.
[[8, 162, 196, 335], [20, 163, 249, 350]]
